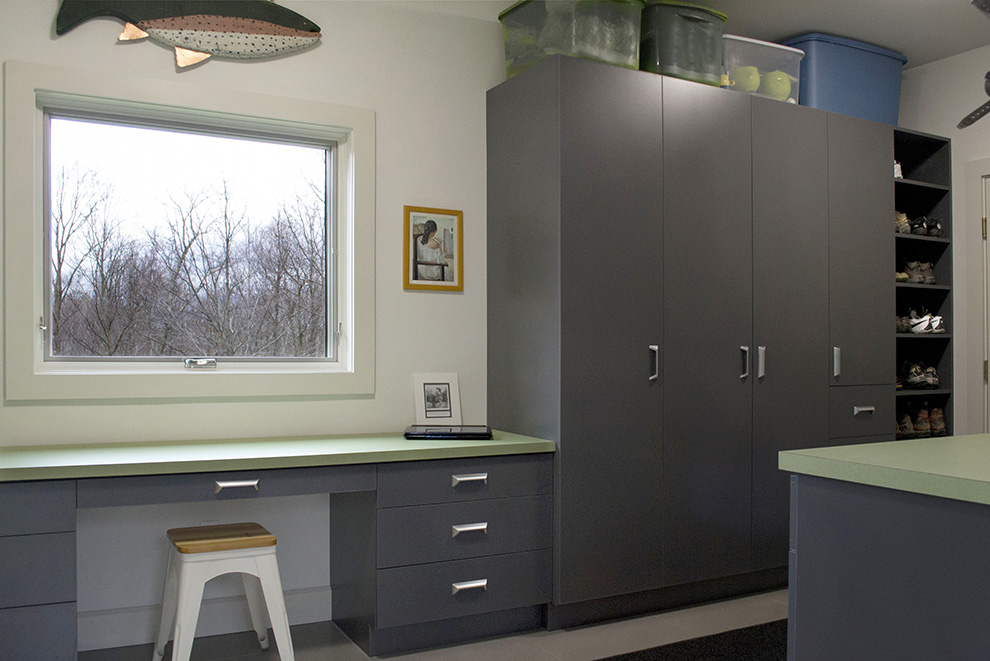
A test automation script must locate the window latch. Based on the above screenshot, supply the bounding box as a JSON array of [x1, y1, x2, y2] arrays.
[[184, 358, 217, 370]]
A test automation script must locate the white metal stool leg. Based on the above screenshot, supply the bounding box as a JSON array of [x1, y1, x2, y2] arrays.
[[152, 550, 179, 661], [170, 559, 207, 661], [255, 552, 295, 661], [241, 573, 271, 650]]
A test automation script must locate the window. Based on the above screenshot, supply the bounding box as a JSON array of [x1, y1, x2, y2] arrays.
[[48, 115, 333, 361], [3, 61, 375, 401]]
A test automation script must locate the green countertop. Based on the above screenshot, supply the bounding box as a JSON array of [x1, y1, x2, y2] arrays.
[[0, 431, 556, 482], [779, 433, 990, 506]]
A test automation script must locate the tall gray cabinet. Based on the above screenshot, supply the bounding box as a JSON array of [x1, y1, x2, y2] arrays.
[[487, 55, 893, 627]]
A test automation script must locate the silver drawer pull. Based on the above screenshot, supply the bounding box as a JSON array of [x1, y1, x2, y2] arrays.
[[451, 472, 488, 487], [451, 579, 488, 595], [853, 405, 876, 416], [214, 479, 260, 494], [452, 522, 488, 537]]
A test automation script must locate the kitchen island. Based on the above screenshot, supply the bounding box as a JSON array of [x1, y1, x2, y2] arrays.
[[780, 434, 990, 660]]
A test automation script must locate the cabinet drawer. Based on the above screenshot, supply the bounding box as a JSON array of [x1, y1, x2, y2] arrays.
[[0, 480, 75, 535], [377, 454, 552, 507], [0, 603, 77, 660], [377, 495, 551, 568], [77, 464, 375, 508], [829, 386, 895, 439], [376, 549, 551, 628], [0, 533, 76, 607]]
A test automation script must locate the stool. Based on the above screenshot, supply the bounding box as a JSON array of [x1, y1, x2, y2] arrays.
[[152, 522, 295, 661]]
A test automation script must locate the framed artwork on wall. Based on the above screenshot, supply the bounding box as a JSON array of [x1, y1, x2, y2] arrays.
[[413, 373, 462, 424], [403, 205, 463, 292]]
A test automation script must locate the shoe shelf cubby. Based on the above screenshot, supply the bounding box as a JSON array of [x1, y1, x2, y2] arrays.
[[893, 128, 952, 440]]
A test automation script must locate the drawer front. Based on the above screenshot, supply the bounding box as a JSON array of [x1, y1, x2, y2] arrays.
[[377, 495, 551, 568], [0, 602, 77, 660], [77, 464, 376, 508], [376, 549, 551, 629], [0, 533, 76, 607], [0, 480, 76, 535], [377, 453, 552, 507], [829, 385, 895, 439]]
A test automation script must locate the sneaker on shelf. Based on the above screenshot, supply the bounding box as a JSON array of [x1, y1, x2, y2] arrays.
[[925, 217, 943, 237], [894, 160, 903, 178], [904, 261, 925, 283], [896, 412, 915, 439], [896, 315, 912, 333], [930, 316, 946, 333], [909, 309, 934, 334], [902, 362, 928, 389], [912, 406, 931, 438], [930, 407, 946, 437], [923, 365, 940, 389], [895, 211, 910, 233], [909, 216, 928, 235], [920, 262, 936, 285], [896, 271, 909, 282]]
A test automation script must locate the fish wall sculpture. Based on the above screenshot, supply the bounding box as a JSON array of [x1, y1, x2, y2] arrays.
[[56, 1, 322, 67]]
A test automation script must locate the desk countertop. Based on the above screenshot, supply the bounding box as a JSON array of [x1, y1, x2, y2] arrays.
[[779, 434, 990, 506], [0, 431, 556, 481]]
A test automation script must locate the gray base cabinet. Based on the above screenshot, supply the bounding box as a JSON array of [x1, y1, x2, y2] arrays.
[[331, 454, 553, 656], [487, 55, 894, 623], [0, 480, 77, 659]]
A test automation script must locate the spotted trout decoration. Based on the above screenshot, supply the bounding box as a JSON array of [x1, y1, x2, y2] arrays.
[[56, 0, 322, 68]]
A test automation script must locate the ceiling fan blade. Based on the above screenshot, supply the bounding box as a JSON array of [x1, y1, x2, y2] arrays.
[[958, 99, 990, 129]]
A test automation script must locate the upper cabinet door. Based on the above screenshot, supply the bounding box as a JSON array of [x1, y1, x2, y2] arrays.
[[827, 114, 895, 386], [661, 77, 754, 586]]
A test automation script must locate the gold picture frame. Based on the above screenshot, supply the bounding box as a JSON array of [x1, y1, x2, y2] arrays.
[[403, 205, 463, 292]]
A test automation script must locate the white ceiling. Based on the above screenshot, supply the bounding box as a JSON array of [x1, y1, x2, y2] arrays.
[[417, 0, 990, 70]]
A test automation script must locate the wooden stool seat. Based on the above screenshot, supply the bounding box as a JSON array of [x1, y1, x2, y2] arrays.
[[167, 522, 277, 554]]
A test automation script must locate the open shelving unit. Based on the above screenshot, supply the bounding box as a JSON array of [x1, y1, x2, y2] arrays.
[[894, 128, 952, 438]]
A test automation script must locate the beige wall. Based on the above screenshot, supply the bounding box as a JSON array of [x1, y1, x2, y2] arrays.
[[0, 1, 503, 446], [899, 44, 990, 435]]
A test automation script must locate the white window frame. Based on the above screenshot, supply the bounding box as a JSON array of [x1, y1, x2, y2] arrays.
[[3, 61, 375, 401]]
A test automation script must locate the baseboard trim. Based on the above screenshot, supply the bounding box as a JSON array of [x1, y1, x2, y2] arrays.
[[77, 585, 332, 651], [545, 567, 788, 630]]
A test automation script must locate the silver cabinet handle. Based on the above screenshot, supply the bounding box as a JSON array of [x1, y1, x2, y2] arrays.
[[451, 579, 488, 595], [757, 346, 766, 379], [853, 406, 876, 415], [452, 522, 488, 537], [833, 347, 841, 378], [451, 472, 488, 487], [649, 345, 660, 382], [214, 479, 259, 494], [740, 346, 750, 379]]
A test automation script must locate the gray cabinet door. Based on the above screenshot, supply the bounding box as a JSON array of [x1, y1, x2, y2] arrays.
[[488, 57, 664, 605], [661, 76, 753, 585], [557, 58, 664, 604], [750, 97, 830, 570], [827, 114, 894, 386]]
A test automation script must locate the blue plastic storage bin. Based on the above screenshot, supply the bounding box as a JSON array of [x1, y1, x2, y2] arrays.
[[782, 33, 907, 125]]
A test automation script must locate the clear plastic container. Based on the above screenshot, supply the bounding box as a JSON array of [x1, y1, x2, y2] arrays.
[[639, 1, 726, 86], [500, 0, 645, 79], [721, 35, 804, 103]]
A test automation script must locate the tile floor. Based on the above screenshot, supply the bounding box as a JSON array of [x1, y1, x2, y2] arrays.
[[86, 588, 788, 660]]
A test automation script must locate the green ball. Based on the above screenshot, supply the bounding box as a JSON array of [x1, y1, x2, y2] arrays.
[[729, 66, 760, 93], [759, 70, 792, 101]]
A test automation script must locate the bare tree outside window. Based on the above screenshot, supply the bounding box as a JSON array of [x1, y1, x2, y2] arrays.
[[47, 117, 330, 360]]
